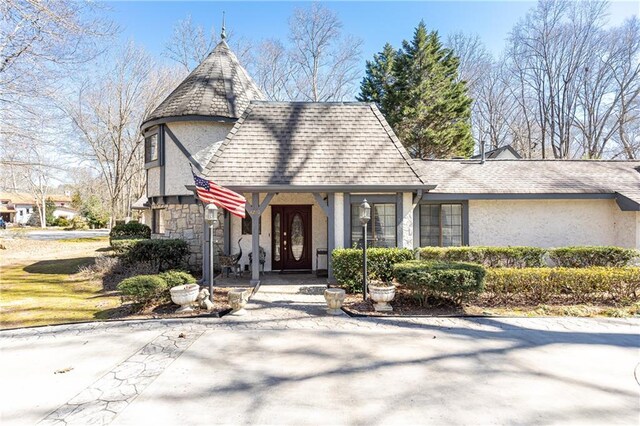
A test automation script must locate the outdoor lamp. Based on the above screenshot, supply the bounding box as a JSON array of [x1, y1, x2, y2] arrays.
[[205, 203, 218, 304], [359, 199, 371, 225], [205, 203, 218, 225], [359, 199, 370, 301]]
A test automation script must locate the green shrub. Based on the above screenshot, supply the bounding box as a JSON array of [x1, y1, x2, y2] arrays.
[[52, 217, 70, 227], [548, 246, 638, 268], [116, 275, 169, 305], [393, 260, 486, 305], [419, 246, 546, 268], [124, 239, 190, 272], [332, 248, 414, 293], [109, 221, 151, 242], [110, 239, 143, 255], [66, 216, 89, 230], [160, 270, 196, 288], [485, 267, 640, 305]]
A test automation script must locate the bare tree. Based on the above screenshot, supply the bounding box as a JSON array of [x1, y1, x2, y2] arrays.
[[63, 43, 180, 224], [163, 15, 254, 73], [252, 39, 295, 101], [288, 3, 363, 101]]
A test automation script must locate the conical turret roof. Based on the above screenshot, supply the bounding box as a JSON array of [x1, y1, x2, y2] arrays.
[[143, 40, 264, 127]]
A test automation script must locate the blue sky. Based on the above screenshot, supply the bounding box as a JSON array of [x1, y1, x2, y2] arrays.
[[107, 1, 639, 66]]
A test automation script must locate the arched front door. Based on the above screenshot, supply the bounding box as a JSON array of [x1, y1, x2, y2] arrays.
[[271, 205, 312, 271]]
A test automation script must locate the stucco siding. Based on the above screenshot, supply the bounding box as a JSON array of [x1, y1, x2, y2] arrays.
[[163, 122, 233, 196], [401, 192, 413, 248], [229, 193, 328, 271], [334, 193, 344, 249], [147, 168, 161, 197], [468, 199, 637, 248]]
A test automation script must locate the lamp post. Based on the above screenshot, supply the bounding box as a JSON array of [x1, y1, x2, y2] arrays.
[[359, 199, 371, 301], [204, 203, 219, 303]]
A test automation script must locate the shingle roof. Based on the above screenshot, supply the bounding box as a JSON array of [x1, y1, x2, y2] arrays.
[[417, 159, 640, 206], [204, 102, 427, 188], [143, 41, 264, 126]]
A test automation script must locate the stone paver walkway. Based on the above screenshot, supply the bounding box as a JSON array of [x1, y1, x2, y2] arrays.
[[1, 284, 639, 425]]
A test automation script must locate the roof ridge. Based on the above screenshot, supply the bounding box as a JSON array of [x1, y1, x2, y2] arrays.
[[368, 103, 428, 185]]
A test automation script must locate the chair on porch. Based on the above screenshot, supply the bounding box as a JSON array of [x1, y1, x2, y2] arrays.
[[219, 238, 243, 278], [248, 246, 266, 276]]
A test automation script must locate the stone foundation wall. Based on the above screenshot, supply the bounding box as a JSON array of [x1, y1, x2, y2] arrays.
[[151, 203, 225, 273]]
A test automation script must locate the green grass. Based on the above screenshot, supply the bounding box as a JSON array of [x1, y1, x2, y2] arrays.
[[60, 236, 109, 243], [0, 257, 122, 329]]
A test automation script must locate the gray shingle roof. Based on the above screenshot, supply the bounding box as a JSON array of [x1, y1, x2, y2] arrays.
[[204, 102, 427, 187], [418, 159, 640, 205], [470, 144, 522, 159], [143, 41, 264, 126]]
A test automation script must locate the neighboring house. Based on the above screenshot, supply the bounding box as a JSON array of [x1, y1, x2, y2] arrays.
[[470, 144, 522, 160], [138, 36, 640, 284], [0, 192, 77, 225]]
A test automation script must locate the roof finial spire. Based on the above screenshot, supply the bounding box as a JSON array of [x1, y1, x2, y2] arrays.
[[221, 12, 226, 40]]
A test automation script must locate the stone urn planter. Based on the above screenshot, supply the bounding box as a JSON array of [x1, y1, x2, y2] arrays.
[[368, 281, 395, 312], [228, 288, 250, 316], [324, 288, 346, 315], [170, 284, 200, 313]]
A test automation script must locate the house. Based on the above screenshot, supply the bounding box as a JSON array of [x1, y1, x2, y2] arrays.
[[470, 144, 522, 160], [0, 192, 77, 225], [138, 36, 640, 284]]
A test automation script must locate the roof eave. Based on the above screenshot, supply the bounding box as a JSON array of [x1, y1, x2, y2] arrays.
[[186, 184, 437, 193], [141, 114, 238, 132]]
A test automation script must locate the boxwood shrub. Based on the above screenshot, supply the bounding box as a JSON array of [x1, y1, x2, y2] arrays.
[[110, 239, 141, 255], [117, 275, 169, 306], [160, 270, 196, 287], [548, 247, 639, 268], [485, 267, 640, 305], [332, 248, 414, 293], [419, 246, 546, 268], [393, 260, 486, 305], [109, 221, 151, 242], [124, 239, 190, 272]]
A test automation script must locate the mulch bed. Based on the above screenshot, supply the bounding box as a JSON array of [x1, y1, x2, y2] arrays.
[[341, 286, 468, 316], [340, 285, 637, 317], [99, 287, 232, 320]]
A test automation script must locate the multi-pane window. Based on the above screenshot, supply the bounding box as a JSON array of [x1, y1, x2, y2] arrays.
[[420, 204, 463, 247], [145, 133, 158, 163], [351, 203, 396, 248]]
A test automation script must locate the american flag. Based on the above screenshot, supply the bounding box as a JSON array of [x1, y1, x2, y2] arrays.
[[192, 170, 246, 218]]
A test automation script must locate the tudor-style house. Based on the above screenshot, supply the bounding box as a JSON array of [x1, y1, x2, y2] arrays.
[[137, 36, 640, 284]]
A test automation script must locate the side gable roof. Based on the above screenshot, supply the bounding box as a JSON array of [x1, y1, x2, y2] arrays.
[[417, 159, 640, 210], [142, 41, 264, 128], [203, 102, 429, 190]]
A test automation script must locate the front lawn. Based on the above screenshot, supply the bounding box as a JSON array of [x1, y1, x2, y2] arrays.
[[0, 256, 121, 329]]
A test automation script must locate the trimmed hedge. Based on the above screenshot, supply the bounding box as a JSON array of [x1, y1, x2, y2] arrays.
[[124, 239, 190, 272], [393, 260, 486, 305], [117, 275, 169, 306], [160, 270, 196, 287], [332, 248, 414, 293], [548, 246, 638, 268], [485, 267, 640, 305], [109, 221, 151, 242], [110, 239, 142, 255], [419, 246, 546, 268]]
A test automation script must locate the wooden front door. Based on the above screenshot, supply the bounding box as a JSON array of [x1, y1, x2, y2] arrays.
[[271, 205, 312, 271]]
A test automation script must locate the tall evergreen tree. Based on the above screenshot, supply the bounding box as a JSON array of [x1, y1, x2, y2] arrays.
[[356, 43, 397, 116], [358, 21, 473, 158]]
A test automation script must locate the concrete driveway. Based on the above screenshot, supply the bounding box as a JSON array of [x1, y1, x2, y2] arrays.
[[1, 286, 638, 425]]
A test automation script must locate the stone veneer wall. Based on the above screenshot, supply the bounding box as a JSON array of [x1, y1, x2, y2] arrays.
[[151, 203, 224, 273]]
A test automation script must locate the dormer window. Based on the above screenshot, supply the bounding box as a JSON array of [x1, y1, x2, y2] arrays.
[[145, 133, 158, 163]]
